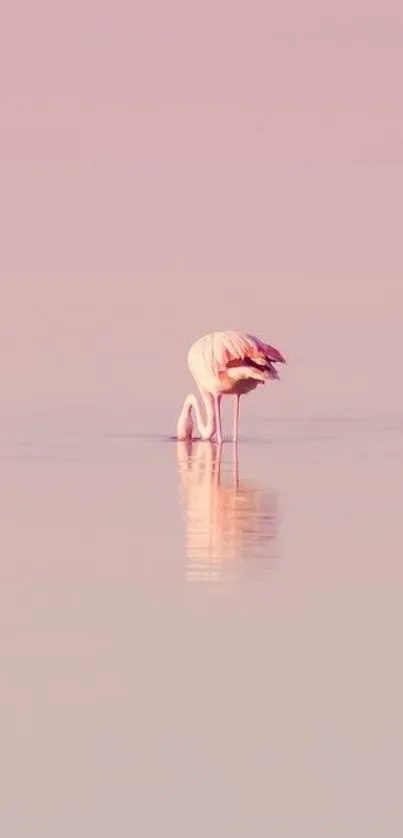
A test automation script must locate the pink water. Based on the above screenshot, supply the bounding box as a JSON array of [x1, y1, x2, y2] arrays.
[[1, 412, 402, 836]]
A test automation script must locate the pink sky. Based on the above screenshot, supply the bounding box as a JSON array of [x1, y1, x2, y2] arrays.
[[1, 1, 402, 417]]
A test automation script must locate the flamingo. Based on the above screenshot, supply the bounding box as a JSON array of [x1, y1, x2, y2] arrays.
[[176, 330, 286, 443]]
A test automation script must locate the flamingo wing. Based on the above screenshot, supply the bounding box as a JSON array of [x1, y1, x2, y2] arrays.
[[214, 331, 285, 384], [187, 330, 285, 390]]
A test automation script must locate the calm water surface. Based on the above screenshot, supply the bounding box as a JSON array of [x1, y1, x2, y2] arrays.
[[1, 413, 403, 836]]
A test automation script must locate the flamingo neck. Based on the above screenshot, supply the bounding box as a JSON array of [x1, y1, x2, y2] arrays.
[[177, 388, 215, 441]]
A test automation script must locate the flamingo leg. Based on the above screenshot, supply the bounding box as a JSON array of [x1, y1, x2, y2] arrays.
[[233, 394, 240, 442], [214, 395, 223, 443]]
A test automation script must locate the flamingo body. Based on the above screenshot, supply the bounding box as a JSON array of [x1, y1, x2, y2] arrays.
[[177, 330, 286, 443]]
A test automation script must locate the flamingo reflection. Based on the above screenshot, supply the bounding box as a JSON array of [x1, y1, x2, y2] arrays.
[[176, 441, 278, 584]]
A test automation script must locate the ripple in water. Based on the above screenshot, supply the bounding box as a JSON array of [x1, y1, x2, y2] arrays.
[[176, 440, 278, 587]]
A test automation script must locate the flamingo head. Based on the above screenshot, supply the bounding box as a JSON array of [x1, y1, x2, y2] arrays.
[[177, 405, 194, 440]]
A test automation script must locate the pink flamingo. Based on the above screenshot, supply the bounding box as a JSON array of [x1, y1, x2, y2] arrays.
[[177, 330, 286, 443]]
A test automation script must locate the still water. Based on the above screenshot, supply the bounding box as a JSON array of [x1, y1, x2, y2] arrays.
[[1, 413, 402, 836]]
